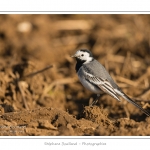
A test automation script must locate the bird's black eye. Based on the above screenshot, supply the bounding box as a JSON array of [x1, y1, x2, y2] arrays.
[[81, 54, 84, 57]]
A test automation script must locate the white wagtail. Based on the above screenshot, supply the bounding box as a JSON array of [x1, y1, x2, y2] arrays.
[[71, 49, 150, 117]]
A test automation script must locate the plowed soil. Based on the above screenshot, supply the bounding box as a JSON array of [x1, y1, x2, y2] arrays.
[[0, 14, 150, 136]]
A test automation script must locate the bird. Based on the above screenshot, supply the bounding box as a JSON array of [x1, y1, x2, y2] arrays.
[[71, 49, 150, 117]]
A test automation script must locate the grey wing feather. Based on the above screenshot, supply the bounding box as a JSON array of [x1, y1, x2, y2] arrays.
[[83, 60, 120, 89]]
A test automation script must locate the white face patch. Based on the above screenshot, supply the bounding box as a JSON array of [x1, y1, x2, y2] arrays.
[[74, 50, 93, 63]]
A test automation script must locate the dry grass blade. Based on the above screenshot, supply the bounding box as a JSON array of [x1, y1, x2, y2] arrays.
[[18, 81, 29, 110], [53, 20, 94, 30], [116, 76, 137, 87], [21, 65, 53, 80], [136, 67, 150, 84], [43, 77, 78, 94]]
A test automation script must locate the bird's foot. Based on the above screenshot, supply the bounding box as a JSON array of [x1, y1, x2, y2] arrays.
[[89, 94, 100, 106]]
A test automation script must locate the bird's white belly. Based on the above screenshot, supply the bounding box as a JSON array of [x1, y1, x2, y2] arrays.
[[78, 73, 101, 94]]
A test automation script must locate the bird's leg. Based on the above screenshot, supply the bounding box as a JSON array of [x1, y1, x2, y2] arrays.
[[89, 94, 100, 106]]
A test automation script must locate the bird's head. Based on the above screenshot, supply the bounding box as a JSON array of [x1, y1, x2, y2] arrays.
[[71, 49, 93, 63]]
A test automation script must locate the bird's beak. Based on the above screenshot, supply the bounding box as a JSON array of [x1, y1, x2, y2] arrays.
[[71, 54, 79, 58]]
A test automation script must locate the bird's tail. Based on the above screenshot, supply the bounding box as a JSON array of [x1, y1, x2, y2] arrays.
[[120, 92, 150, 117]]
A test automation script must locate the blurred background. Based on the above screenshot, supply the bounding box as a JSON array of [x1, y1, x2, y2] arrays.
[[0, 14, 150, 120]]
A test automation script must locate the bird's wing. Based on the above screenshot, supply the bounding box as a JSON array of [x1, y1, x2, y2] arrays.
[[83, 60, 120, 89], [84, 71, 120, 101]]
